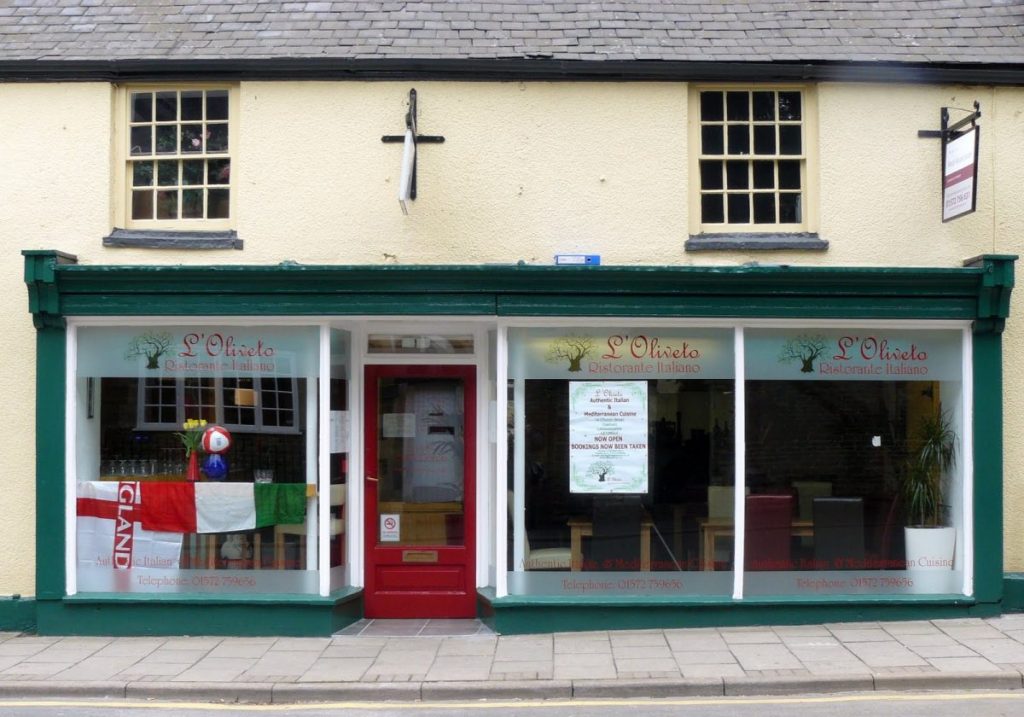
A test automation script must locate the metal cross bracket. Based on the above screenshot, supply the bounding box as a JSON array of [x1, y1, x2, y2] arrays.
[[918, 100, 981, 140], [382, 89, 445, 206]]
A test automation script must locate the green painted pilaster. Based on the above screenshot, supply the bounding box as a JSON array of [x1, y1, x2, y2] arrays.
[[964, 255, 1015, 605], [24, 251, 76, 609], [33, 318, 68, 604], [972, 328, 1003, 603]]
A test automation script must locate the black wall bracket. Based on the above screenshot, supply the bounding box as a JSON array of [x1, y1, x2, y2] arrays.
[[918, 101, 981, 140], [381, 88, 445, 201]]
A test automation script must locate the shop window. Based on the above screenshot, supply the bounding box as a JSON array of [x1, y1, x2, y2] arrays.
[[73, 325, 328, 595], [120, 87, 234, 231], [506, 327, 735, 597], [689, 86, 819, 242], [137, 376, 300, 435], [743, 328, 965, 597], [506, 325, 968, 600]]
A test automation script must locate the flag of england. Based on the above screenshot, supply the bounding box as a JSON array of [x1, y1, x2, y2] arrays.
[[76, 481, 185, 570]]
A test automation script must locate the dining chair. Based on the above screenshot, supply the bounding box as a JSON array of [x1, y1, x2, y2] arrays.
[[744, 494, 794, 571], [812, 496, 865, 570]]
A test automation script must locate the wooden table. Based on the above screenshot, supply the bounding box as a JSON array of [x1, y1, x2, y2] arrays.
[[699, 517, 813, 571], [568, 516, 653, 572]]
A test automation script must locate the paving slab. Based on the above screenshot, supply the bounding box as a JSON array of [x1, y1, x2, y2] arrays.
[[829, 627, 892, 642], [679, 663, 747, 678], [246, 651, 322, 676], [437, 638, 497, 656], [910, 644, 979, 658], [925, 656, 1005, 672], [296, 657, 373, 682], [845, 641, 929, 668], [56, 655, 143, 680], [720, 630, 781, 645], [424, 655, 494, 681], [960, 638, 1024, 662], [673, 649, 737, 665], [731, 644, 804, 670], [665, 633, 730, 651], [321, 643, 385, 658], [612, 656, 680, 675]]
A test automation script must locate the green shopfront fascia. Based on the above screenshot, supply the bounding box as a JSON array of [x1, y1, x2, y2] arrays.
[[20, 250, 1017, 636]]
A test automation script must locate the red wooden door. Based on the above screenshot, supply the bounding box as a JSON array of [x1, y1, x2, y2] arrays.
[[363, 364, 476, 618]]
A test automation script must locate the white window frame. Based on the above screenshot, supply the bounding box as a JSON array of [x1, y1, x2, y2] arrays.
[[135, 375, 302, 435], [689, 84, 819, 235], [495, 317, 972, 601], [114, 85, 238, 231]]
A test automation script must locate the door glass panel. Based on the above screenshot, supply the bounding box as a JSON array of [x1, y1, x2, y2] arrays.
[[376, 377, 465, 547]]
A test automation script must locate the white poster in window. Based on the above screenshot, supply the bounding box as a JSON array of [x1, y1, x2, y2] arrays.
[[382, 413, 415, 438], [330, 410, 350, 453], [380, 514, 400, 542], [568, 381, 648, 494]]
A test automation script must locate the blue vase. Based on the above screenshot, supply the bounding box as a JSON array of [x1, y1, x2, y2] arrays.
[[202, 453, 229, 481]]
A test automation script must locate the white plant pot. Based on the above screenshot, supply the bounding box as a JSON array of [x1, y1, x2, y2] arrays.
[[904, 526, 956, 570]]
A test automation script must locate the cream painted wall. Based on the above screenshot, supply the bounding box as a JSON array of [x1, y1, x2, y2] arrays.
[[2, 79, 1022, 597], [0, 82, 113, 596], [992, 87, 1024, 574]]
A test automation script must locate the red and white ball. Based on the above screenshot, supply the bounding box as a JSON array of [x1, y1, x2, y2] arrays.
[[201, 425, 232, 454]]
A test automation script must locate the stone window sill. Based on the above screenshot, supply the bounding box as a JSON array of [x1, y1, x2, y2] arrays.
[[102, 229, 242, 250], [686, 233, 827, 252]]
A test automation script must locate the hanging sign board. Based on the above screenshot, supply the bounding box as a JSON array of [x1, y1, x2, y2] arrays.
[[568, 381, 648, 494], [942, 127, 979, 222]]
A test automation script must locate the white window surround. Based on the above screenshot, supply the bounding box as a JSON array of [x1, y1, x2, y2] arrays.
[[688, 84, 820, 238], [113, 85, 238, 233], [495, 317, 973, 600], [62, 316, 972, 601], [64, 317, 492, 597]]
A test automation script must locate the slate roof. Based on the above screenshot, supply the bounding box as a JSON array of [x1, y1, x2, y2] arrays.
[[0, 1, 1022, 65]]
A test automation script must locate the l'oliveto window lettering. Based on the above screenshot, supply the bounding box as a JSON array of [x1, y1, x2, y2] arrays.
[[509, 327, 734, 380], [167, 332, 278, 373], [79, 326, 318, 379], [748, 330, 958, 381]]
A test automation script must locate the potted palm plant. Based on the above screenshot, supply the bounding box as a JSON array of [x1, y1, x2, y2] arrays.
[[902, 410, 957, 570]]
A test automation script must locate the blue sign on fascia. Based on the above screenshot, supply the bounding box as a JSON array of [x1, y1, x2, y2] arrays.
[[555, 254, 601, 266]]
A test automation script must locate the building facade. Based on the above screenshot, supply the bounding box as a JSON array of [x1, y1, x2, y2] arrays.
[[3, 2, 1024, 635]]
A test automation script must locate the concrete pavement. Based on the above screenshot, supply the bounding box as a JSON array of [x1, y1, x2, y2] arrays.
[[2, 615, 1024, 703]]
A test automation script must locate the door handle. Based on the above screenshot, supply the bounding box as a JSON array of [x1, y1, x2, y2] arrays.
[[365, 475, 379, 482]]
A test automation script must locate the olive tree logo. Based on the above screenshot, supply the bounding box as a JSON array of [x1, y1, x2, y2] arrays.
[[587, 461, 613, 483], [125, 331, 173, 370], [778, 334, 827, 373], [545, 334, 594, 373]]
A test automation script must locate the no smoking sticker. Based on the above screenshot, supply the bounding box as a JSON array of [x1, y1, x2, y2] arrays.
[[380, 514, 400, 542]]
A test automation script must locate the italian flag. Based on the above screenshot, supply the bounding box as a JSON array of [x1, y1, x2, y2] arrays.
[[78, 481, 308, 536]]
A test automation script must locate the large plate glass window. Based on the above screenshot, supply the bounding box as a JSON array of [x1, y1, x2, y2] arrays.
[[506, 327, 735, 597], [743, 328, 965, 596], [74, 325, 320, 594]]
